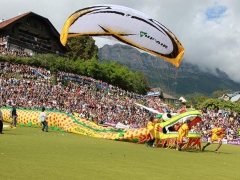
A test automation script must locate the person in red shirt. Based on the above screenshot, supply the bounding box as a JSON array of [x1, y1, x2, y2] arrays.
[[76, 88, 80, 94], [179, 102, 187, 114]]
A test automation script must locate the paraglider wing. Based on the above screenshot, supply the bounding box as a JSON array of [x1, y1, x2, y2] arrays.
[[135, 103, 162, 114], [60, 4, 185, 67]]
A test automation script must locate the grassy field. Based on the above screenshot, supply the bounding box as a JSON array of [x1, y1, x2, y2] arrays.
[[1, 125, 240, 180]]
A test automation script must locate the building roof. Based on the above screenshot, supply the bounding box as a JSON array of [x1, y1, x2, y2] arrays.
[[233, 91, 240, 96], [179, 96, 187, 102], [0, 12, 71, 52], [0, 12, 31, 29], [163, 93, 177, 100], [150, 87, 163, 91], [230, 94, 240, 102]]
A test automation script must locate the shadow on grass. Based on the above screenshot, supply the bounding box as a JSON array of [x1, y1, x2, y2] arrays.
[[184, 150, 232, 154], [2, 132, 22, 135], [2, 129, 12, 131]]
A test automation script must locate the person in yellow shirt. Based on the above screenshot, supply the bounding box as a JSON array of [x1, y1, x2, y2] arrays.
[[202, 127, 226, 153], [145, 116, 157, 147], [177, 119, 191, 151]]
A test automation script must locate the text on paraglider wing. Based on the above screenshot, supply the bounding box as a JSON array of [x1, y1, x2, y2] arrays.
[[140, 31, 168, 49]]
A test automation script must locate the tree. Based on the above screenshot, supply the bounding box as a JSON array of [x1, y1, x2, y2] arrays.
[[185, 93, 209, 108], [66, 36, 98, 61], [212, 90, 227, 98], [198, 98, 240, 114]]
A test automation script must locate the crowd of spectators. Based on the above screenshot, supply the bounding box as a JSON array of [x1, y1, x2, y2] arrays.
[[0, 62, 158, 128], [0, 45, 33, 57], [0, 62, 239, 139]]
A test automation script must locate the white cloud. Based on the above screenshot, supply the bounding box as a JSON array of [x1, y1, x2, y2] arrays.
[[1, 0, 240, 82]]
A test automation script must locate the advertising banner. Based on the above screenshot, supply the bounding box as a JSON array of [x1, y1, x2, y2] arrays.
[[227, 139, 240, 146], [116, 122, 130, 129]]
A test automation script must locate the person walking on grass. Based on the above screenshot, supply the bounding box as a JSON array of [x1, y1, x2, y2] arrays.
[[0, 105, 4, 134], [202, 127, 226, 153], [11, 105, 18, 127], [39, 107, 48, 132]]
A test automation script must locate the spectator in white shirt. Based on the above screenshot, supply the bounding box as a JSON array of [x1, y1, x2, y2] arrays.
[[39, 107, 48, 132]]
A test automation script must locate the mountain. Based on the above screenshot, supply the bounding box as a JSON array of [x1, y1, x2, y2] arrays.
[[98, 44, 240, 96]]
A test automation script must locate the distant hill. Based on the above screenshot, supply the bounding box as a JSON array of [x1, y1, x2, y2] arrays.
[[98, 44, 240, 96]]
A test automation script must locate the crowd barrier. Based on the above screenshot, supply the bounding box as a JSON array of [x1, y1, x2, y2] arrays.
[[201, 136, 240, 145]]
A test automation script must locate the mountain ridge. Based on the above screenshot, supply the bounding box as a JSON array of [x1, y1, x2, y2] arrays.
[[98, 44, 240, 96]]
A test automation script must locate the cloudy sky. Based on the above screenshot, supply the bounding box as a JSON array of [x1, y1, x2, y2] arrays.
[[1, 0, 240, 82]]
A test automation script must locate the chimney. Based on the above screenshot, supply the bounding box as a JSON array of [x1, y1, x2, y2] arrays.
[[0, 14, 4, 23]]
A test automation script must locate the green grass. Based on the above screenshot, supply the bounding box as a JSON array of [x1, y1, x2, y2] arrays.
[[1, 125, 240, 180]]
